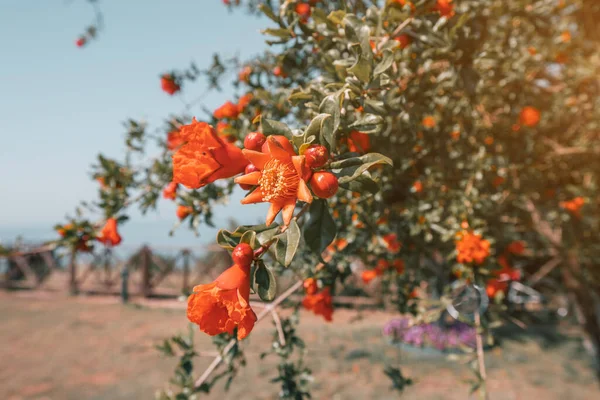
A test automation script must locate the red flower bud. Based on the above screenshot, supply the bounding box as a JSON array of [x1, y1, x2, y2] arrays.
[[76, 37, 86, 48], [295, 3, 311, 23], [303, 278, 318, 295], [394, 34, 411, 49], [304, 144, 329, 169], [273, 66, 287, 78], [176, 205, 193, 220], [310, 172, 339, 199], [161, 74, 180, 96], [244, 132, 267, 151], [232, 243, 254, 266], [239, 163, 259, 190]]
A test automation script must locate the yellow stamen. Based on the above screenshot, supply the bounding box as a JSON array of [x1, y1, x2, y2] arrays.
[[259, 159, 299, 202]]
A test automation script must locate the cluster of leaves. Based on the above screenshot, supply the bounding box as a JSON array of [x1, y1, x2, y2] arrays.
[[156, 326, 246, 400], [260, 312, 312, 400]]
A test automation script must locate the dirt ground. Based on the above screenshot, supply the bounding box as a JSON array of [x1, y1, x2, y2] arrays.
[[1, 290, 598, 400]]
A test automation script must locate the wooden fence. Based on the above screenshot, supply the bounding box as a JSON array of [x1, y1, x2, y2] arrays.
[[1, 244, 231, 298]]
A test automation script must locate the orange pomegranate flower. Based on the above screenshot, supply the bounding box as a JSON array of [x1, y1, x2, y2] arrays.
[[560, 197, 585, 218], [362, 269, 381, 284], [238, 66, 252, 83], [382, 233, 401, 253], [167, 130, 184, 151], [237, 93, 253, 113], [352, 213, 365, 228], [216, 122, 236, 143], [295, 3, 311, 23], [433, 0, 455, 18], [347, 131, 371, 153], [496, 256, 521, 281], [506, 241, 525, 255], [214, 101, 241, 120], [187, 261, 257, 340], [422, 116, 437, 128], [234, 136, 313, 226], [57, 223, 74, 237], [393, 259, 405, 274], [519, 106, 541, 127], [96, 218, 122, 247], [326, 238, 349, 254], [391, 0, 416, 12], [303, 278, 317, 295], [486, 280, 506, 298], [163, 182, 178, 200], [412, 181, 423, 193], [394, 34, 411, 49], [302, 287, 333, 321], [161, 74, 180, 95], [487, 255, 520, 298], [492, 176, 505, 187], [97, 177, 107, 188], [176, 205, 193, 220], [172, 118, 248, 189], [455, 231, 490, 265]]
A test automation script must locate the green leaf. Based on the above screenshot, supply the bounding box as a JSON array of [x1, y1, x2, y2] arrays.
[[299, 114, 330, 149], [343, 16, 373, 83], [330, 153, 393, 184], [253, 260, 276, 301], [261, 118, 293, 139], [339, 174, 380, 194], [349, 113, 384, 133], [261, 28, 292, 40], [273, 220, 301, 267], [363, 99, 387, 115], [319, 94, 342, 151], [256, 226, 280, 245], [216, 229, 237, 250], [303, 200, 337, 256], [373, 49, 394, 76], [258, 4, 279, 23], [240, 230, 257, 248], [347, 43, 372, 83], [288, 90, 313, 104], [217, 224, 276, 249], [328, 10, 346, 25]]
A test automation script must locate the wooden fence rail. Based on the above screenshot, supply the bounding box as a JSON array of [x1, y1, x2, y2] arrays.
[[1, 244, 230, 299]]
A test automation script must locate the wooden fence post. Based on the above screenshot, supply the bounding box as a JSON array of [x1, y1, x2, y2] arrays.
[[140, 246, 152, 298], [182, 249, 191, 295], [69, 248, 78, 295], [103, 247, 111, 287]]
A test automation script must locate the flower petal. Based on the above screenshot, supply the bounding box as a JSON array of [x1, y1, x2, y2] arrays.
[[297, 180, 313, 204], [173, 142, 221, 189], [241, 188, 264, 204], [242, 149, 271, 170], [234, 171, 261, 185], [292, 155, 306, 177], [266, 202, 284, 226], [267, 136, 293, 161], [281, 201, 296, 226]]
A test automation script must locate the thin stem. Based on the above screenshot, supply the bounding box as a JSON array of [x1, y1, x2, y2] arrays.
[[474, 311, 489, 400], [271, 309, 287, 347], [526, 256, 562, 287]]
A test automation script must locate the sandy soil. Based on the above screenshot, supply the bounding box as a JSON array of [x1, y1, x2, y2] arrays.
[[0, 291, 598, 400]]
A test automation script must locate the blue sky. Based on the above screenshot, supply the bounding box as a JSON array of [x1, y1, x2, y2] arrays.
[[0, 0, 270, 248]]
